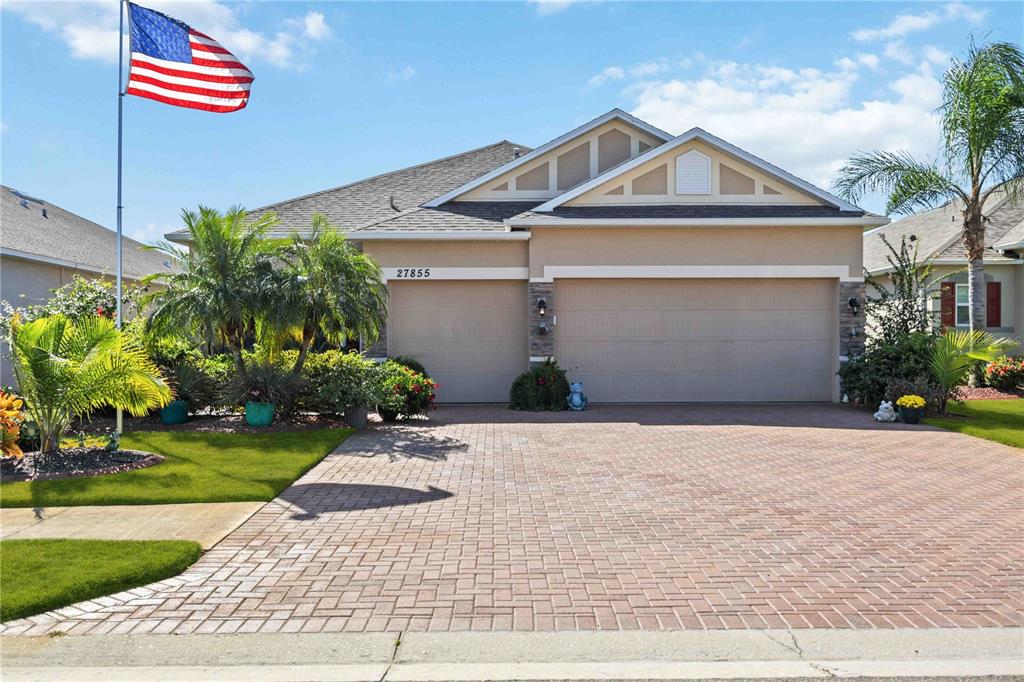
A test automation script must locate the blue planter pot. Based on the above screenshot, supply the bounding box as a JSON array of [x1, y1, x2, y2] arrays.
[[899, 406, 923, 424], [160, 400, 189, 425], [245, 401, 275, 427]]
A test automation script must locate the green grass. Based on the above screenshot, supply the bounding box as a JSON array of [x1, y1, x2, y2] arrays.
[[1, 539, 202, 622], [925, 400, 1024, 448], [1, 429, 351, 507]]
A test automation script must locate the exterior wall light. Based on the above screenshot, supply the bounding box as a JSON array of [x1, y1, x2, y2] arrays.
[[848, 297, 860, 315], [537, 298, 547, 317]]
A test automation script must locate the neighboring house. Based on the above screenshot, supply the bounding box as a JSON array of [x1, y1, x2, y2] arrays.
[[1, 185, 177, 384], [863, 193, 1024, 349], [167, 109, 887, 403]]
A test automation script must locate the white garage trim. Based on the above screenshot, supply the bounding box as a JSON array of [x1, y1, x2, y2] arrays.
[[530, 265, 861, 283], [382, 267, 529, 282]]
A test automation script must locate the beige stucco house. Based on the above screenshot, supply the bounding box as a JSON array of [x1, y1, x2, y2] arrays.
[[0, 186, 176, 384], [168, 109, 887, 403], [863, 193, 1024, 349]]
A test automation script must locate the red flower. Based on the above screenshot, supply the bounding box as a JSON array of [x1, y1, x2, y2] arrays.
[[96, 306, 105, 316], [413, 385, 421, 393], [537, 377, 546, 385]]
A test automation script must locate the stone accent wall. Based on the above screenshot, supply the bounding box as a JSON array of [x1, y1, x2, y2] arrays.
[[839, 281, 866, 360], [364, 320, 388, 359], [528, 281, 554, 365]]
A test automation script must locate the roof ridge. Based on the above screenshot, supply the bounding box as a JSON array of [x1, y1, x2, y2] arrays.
[[251, 140, 531, 215]]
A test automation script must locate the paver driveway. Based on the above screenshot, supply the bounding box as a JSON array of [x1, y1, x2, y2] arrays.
[[4, 404, 1022, 636]]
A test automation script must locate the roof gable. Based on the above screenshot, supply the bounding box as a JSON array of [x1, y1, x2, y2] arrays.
[[534, 127, 862, 213], [424, 109, 672, 207]]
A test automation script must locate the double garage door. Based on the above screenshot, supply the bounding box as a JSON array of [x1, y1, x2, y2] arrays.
[[387, 278, 835, 403]]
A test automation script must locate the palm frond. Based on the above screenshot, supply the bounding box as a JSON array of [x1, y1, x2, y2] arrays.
[[833, 150, 964, 214]]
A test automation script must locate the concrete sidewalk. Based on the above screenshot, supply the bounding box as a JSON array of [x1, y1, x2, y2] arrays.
[[0, 502, 263, 549], [2, 629, 1021, 680]]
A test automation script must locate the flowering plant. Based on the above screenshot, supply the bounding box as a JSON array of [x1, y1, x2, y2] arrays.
[[983, 355, 1024, 390], [0, 391, 25, 458], [377, 361, 436, 420], [895, 394, 926, 409]]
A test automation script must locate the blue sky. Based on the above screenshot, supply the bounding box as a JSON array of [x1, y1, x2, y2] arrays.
[[2, 1, 1021, 243]]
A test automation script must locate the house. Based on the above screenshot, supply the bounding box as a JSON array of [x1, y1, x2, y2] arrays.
[[0, 185, 177, 384], [863, 193, 1024, 346], [167, 109, 887, 403]]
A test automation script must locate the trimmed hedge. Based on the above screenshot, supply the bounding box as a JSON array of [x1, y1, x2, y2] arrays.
[[509, 359, 569, 411]]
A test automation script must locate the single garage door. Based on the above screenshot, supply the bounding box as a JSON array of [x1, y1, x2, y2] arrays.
[[388, 280, 528, 403], [555, 278, 835, 402]]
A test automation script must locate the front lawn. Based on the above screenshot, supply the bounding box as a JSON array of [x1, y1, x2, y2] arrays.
[[925, 400, 1024, 448], [0, 428, 351, 507], [0, 539, 201, 622]]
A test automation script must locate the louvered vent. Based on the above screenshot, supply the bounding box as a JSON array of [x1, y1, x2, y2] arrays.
[[675, 150, 711, 194]]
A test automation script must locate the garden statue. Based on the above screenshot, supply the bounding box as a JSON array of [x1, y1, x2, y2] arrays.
[[567, 382, 588, 411], [872, 400, 897, 423]]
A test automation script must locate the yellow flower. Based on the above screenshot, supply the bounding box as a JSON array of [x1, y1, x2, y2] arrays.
[[896, 394, 926, 409]]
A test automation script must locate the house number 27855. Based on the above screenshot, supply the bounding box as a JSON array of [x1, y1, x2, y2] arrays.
[[395, 268, 431, 278]]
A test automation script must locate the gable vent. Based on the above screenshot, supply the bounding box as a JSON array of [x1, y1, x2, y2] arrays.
[[675, 150, 711, 195]]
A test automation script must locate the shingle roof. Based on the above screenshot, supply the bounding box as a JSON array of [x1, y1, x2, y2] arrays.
[[510, 205, 866, 222], [353, 202, 538, 233], [165, 141, 529, 238], [1, 186, 177, 280], [864, 194, 1024, 273]]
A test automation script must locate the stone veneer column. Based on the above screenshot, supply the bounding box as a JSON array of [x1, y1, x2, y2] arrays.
[[364, 321, 388, 359], [528, 281, 554, 367], [838, 281, 866, 360]]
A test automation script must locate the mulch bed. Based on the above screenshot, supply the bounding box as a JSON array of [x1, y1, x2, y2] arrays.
[[1, 448, 164, 482], [958, 386, 1024, 400], [75, 412, 355, 435]]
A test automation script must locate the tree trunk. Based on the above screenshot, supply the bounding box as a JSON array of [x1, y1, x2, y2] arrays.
[[291, 335, 314, 375], [962, 203, 986, 387]]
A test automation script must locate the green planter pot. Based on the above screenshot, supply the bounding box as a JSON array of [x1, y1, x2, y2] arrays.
[[245, 401, 275, 427], [899, 406, 924, 424], [160, 400, 189, 425]]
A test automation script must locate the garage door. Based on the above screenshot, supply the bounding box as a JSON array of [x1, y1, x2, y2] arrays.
[[555, 279, 835, 402], [387, 280, 528, 403]]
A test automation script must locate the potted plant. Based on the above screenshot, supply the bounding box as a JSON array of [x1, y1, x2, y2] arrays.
[[895, 394, 926, 424], [226, 362, 302, 428], [160, 364, 213, 425]]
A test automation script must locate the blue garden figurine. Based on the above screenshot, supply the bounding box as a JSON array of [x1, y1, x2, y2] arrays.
[[567, 382, 588, 411]]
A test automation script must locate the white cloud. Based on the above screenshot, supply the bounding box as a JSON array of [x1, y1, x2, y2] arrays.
[[923, 45, 951, 66], [857, 53, 881, 70], [530, 0, 583, 16], [388, 65, 416, 82], [851, 1, 987, 42], [130, 223, 176, 246], [883, 41, 915, 65], [587, 65, 625, 87], [630, 59, 670, 78], [627, 58, 943, 190], [301, 12, 331, 41], [3, 0, 331, 69]]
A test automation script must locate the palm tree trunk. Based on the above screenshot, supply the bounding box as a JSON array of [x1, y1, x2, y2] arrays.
[[291, 330, 315, 375], [967, 257, 986, 332], [963, 204, 986, 387]]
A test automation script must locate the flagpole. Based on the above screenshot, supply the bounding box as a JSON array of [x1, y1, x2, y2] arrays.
[[115, 0, 125, 436]]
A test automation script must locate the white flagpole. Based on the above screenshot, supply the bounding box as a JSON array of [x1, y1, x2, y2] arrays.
[[115, 0, 125, 436]]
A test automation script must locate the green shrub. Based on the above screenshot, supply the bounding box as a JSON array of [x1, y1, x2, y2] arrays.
[[984, 355, 1024, 389], [377, 361, 436, 421], [390, 355, 430, 378], [509, 359, 569, 411], [301, 351, 382, 414], [165, 363, 219, 413], [838, 332, 935, 408]]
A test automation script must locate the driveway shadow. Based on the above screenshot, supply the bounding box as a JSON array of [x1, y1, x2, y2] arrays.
[[278, 483, 454, 519], [345, 428, 470, 462]]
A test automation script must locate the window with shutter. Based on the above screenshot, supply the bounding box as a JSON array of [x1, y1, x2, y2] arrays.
[[939, 281, 955, 328], [986, 282, 1001, 327], [675, 150, 711, 194]]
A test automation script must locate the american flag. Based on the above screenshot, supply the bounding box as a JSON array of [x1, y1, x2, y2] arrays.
[[126, 2, 254, 113]]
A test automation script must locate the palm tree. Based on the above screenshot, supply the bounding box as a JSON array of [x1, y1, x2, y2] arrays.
[[267, 215, 388, 375], [9, 315, 172, 453], [835, 40, 1024, 332], [143, 206, 280, 377]]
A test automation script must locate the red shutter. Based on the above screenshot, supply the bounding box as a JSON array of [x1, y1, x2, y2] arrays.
[[940, 282, 955, 328], [986, 282, 1001, 328]]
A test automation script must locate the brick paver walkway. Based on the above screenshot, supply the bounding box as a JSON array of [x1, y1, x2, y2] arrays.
[[4, 404, 1022, 636]]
